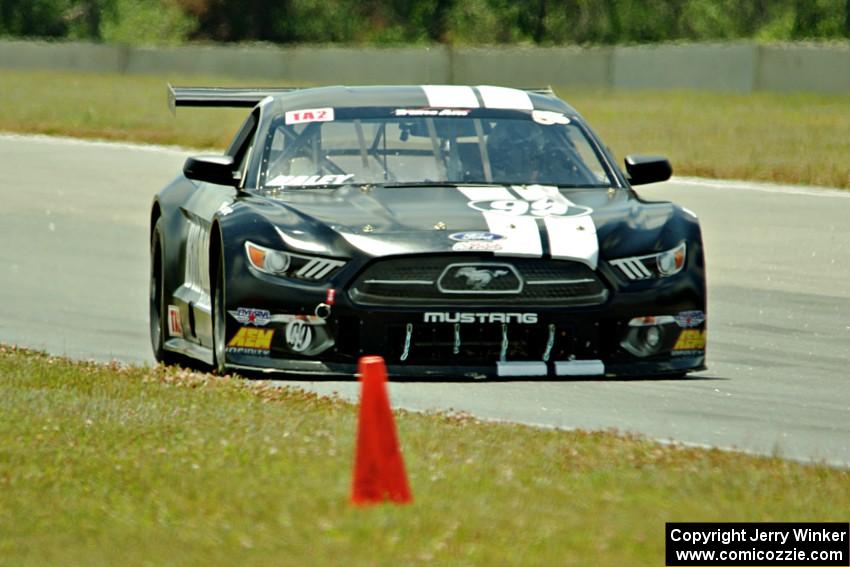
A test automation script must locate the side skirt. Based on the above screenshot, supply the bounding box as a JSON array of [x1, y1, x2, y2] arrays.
[[164, 337, 214, 365]]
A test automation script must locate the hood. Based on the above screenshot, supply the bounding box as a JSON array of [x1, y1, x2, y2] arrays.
[[255, 184, 678, 268]]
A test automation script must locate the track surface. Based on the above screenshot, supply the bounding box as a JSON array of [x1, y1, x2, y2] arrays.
[[2, 134, 849, 465]]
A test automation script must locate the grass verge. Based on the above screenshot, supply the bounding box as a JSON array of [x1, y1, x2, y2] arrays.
[[0, 345, 847, 566], [0, 69, 849, 188]]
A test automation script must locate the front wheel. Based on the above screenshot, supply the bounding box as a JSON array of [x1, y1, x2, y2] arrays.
[[150, 219, 178, 365], [212, 253, 228, 374]]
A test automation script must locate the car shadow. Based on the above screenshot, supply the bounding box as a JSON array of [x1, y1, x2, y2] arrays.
[[223, 367, 727, 384]]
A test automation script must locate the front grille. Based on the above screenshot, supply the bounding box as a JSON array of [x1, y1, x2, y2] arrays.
[[381, 322, 600, 364], [348, 255, 608, 306]]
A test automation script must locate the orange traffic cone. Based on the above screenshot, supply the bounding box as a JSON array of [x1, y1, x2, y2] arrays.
[[351, 356, 412, 505]]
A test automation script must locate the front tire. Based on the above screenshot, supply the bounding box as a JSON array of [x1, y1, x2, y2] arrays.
[[212, 252, 227, 374], [150, 219, 177, 365]]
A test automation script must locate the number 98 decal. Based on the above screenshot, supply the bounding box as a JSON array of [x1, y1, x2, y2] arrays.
[[468, 196, 591, 218]]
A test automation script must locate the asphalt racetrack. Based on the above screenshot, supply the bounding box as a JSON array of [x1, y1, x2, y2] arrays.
[[2, 134, 849, 465]]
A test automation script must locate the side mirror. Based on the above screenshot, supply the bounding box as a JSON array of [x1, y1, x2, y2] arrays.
[[624, 155, 672, 186], [183, 155, 239, 187]]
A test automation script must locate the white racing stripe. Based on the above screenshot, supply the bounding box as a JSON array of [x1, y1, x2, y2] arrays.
[[483, 213, 543, 257], [545, 215, 598, 269], [457, 186, 543, 257], [421, 85, 480, 108], [510, 185, 600, 269], [476, 86, 534, 110]]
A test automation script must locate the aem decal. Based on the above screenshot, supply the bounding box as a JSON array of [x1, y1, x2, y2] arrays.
[[227, 327, 274, 355], [673, 329, 706, 352], [285, 107, 334, 125], [424, 312, 538, 324]]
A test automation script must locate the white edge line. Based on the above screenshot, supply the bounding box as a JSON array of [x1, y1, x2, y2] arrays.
[[671, 175, 850, 199], [0, 131, 206, 155], [263, 380, 848, 469]]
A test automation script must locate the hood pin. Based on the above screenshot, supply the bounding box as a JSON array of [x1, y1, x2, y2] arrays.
[[363, 224, 375, 233], [434, 221, 447, 230]]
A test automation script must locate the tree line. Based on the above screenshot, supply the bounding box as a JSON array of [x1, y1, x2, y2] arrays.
[[1, 0, 849, 45]]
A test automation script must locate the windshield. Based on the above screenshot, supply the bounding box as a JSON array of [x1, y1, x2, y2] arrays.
[[259, 108, 613, 189]]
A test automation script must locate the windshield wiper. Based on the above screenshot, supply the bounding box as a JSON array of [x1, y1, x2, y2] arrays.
[[553, 183, 612, 189], [377, 181, 503, 189]]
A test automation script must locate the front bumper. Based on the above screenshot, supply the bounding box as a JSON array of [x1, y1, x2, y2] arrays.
[[223, 250, 707, 379], [221, 296, 707, 379]]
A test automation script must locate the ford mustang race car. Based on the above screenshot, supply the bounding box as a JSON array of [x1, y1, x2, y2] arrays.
[[150, 84, 706, 378]]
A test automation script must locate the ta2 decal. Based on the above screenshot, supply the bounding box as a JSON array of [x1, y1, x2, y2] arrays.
[[285, 107, 334, 125]]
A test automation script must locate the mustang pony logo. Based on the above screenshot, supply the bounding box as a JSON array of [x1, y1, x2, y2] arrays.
[[454, 267, 509, 290]]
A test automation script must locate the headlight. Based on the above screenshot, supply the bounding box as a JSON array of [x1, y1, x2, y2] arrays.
[[245, 241, 345, 281], [609, 242, 686, 281], [656, 242, 686, 276]]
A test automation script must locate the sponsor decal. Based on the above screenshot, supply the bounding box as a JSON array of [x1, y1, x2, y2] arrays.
[[452, 241, 503, 252], [424, 312, 538, 324], [228, 307, 271, 326], [267, 173, 354, 187], [674, 310, 706, 328], [227, 327, 274, 355], [394, 108, 471, 117], [285, 320, 313, 353], [673, 329, 706, 352], [285, 107, 334, 125], [449, 231, 505, 242], [531, 110, 570, 125], [167, 305, 182, 337]]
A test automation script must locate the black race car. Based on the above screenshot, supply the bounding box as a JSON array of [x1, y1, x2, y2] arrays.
[[150, 84, 706, 378]]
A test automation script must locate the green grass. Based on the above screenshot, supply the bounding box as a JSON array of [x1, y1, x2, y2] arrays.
[[1, 346, 848, 566], [573, 88, 850, 189], [1, 69, 849, 188]]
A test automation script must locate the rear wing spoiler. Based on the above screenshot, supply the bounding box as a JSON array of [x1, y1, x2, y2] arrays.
[[167, 84, 302, 114], [167, 84, 555, 114]]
